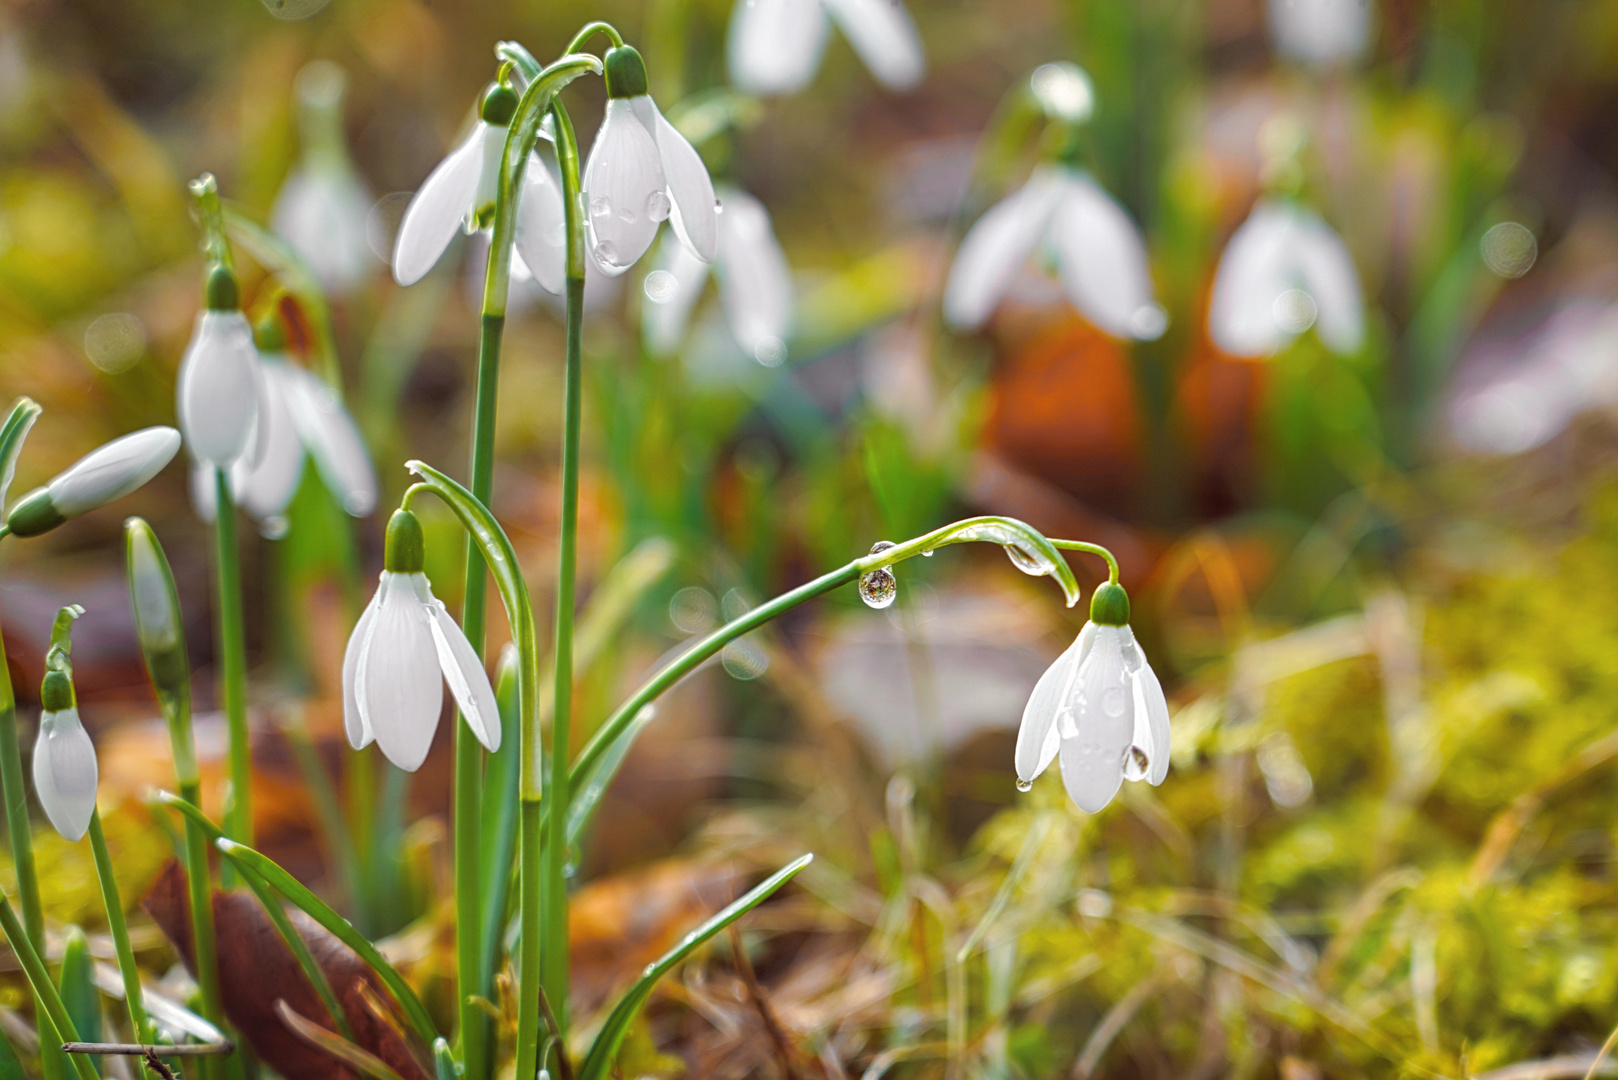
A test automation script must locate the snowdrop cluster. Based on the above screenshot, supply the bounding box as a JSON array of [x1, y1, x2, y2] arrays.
[[1015, 582, 1170, 813], [728, 0, 925, 95]]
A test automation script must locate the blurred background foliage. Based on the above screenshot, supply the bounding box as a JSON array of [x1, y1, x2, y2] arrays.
[[3, 0, 1618, 1075]]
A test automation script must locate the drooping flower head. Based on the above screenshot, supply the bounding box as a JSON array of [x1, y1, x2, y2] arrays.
[[32, 607, 97, 842], [343, 508, 500, 772], [393, 83, 521, 287], [582, 45, 718, 277], [1268, 0, 1372, 68], [177, 264, 261, 469], [5, 427, 181, 538], [945, 65, 1165, 341], [1015, 581, 1170, 813], [643, 186, 794, 365], [728, 0, 925, 97]]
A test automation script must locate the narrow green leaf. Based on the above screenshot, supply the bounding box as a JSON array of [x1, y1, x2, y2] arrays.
[[0, 1026, 24, 1080], [58, 929, 101, 1075], [432, 1038, 459, 1080], [567, 704, 656, 852], [273, 1000, 405, 1080], [0, 397, 42, 512], [576, 854, 813, 1080]]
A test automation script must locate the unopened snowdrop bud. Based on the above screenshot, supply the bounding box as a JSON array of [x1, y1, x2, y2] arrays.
[[6, 427, 181, 538], [1014, 581, 1170, 813], [392, 84, 518, 287], [32, 609, 97, 842], [342, 508, 501, 772], [584, 46, 718, 276], [177, 264, 261, 468]]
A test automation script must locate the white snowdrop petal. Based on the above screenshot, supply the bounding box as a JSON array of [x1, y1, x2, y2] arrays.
[[356, 573, 443, 771], [1208, 202, 1296, 357], [1269, 0, 1372, 66], [513, 154, 568, 296], [727, 0, 830, 96], [1294, 210, 1365, 355], [470, 123, 508, 233], [1015, 622, 1093, 783], [48, 427, 181, 518], [1051, 173, 1161, 340], [34, 709, 97, 842], [282, 365, 377, 517], [271, 165, 377, 294], [649, 100, 719, 263], [342, 575, 386, 749], [177, 312, 261, 467], [822, 0, 926, 90], [943, 169, 1064, 330], [715, 189, 794, 362], [582, 100, 666, 276], [642, 238, 712, 356], [393, 125, 487, 287], [1058, 625, 1134, 813], [426, 599, 502, 753], [1132, 648, 1172, 786], [232, 361, 305, 524]]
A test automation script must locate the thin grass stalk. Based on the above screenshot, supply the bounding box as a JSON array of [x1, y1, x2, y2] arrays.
[[86, 812, 150, 1043], [0, 891, 98, 1080], [211, 469, 251, 859]]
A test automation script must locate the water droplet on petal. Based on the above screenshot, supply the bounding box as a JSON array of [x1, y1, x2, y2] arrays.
[[593, 240, 622, 269], [868, 540, 897, 556], [1015, 778, 1033, 793], [1123, 745, 1149, 782], [1004, 544, 1048, 576], [644, 270, 678, 304], [921, 549, 934, 557], [646, 191, 672, 222], [1102, 686, 1127, 717], [859, 568, 897, 609], [714, 198, 724, 214], [590, 196, 612, 218], [618, 207, 638, 224]]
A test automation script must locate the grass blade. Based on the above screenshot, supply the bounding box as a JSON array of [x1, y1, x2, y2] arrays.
[[273, 1001, 405, 1080]]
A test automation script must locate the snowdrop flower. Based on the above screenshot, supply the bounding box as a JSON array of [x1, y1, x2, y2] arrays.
[[945, 165, 1166, 340], [33, 639, 96, 842], [6, 427, 181, 538], [1207, 198, 1364, 358], [643, 186, 793, 364], [1269, 0, 1373, 67], [393, 84, 520, 287], [1015, 582, 1169, 813], [582, 46, 718, 276], [728, 0, 925, 96], [177, 265, 261, 468], [272, 62, 377, 295], [192, 315, 377, 537], [343, 509, 500, 772]]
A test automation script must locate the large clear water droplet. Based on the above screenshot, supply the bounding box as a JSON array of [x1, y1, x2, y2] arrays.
[[590, 195, 612, 218], [1123, 745, 1149, 782], [647, 191, 672, 222], [869, 540, 897, 556], [1004, 544, 1048, 575], [1015, 778, 1033, 793], [859, 568, 897, 609]]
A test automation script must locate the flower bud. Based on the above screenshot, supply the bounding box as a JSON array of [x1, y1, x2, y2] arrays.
[[124, 519, 196, 783], [205, 263, 240, 312], [384, 508, 426, 574], [480, 83, 518, 126], [6, 428, 182, 537], [33, 606, 97, 842], [603, 45, 649, 99], [1089, 581, 1130, 627]]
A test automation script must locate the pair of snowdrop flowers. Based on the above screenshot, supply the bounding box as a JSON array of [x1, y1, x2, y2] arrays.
[[1015, 582, 1170, 813], [394, 47, 720, 294], [727, 0, 925, 96], [176, 265, 377, 535], [343, 509, 500, 772]]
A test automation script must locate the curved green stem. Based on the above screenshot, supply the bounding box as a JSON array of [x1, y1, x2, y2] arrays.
[[1049, 539, 1121, 585], [87, 812, 151, 1044], [564, 20, 624, 55], [212, 469, 251, 858]]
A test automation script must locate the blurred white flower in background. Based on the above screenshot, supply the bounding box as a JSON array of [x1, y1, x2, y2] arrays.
[[272, 62, 377, 295], [1207, 198, 1364, 357], [1269, 0, 1374, 67], [643, 187, 793, 365], [945, 164, 1165, 340], [729, 0, 924, 96]]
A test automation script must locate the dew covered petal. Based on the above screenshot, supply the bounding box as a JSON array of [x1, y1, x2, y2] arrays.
[[1015, 622, 1093, 784], [582, 99, 665, 276], [1058, 625, 1133, 813], [650, 98, 719, 263]]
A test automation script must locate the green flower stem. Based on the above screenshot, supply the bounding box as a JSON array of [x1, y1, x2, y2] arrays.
[[189, 175, 232, 271], [87, 811, 151, 1043], [180, 778, 226, 1080], [0, 616, 63, 1080], [212, 469, 252, 858], [0, 890, 98, 1080], [1049, 539, 1121, 585], [563, 20, 624, 54]]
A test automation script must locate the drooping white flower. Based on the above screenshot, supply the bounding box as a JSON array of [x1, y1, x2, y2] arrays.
[[271, 62, 377, 294], [945, 165, 1165, 340], [33, 704, 97, 842], [582, 46, 718, 276], [643, 187, 793, 364], [1015, 582, 1169, 813], [342, 510, 500, 772], [6, 427, 182, 538], [728, 0, 925, 96], [177, 266, 261, 469], [1207, 198, 1364, 358], [393, 84, 520, 287], [1269, 0, 1373, 67]]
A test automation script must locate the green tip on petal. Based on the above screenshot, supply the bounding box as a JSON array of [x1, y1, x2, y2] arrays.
[[1089, 581, 1131, 626], [480, 83, 518, 126], [384, 508, 426, 574], [253, 310, 287, 352], [205, 263, 239, 311], [40, 669, 74, 712], [5, 488, 65, 538], [603, 45, 649, 99]]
